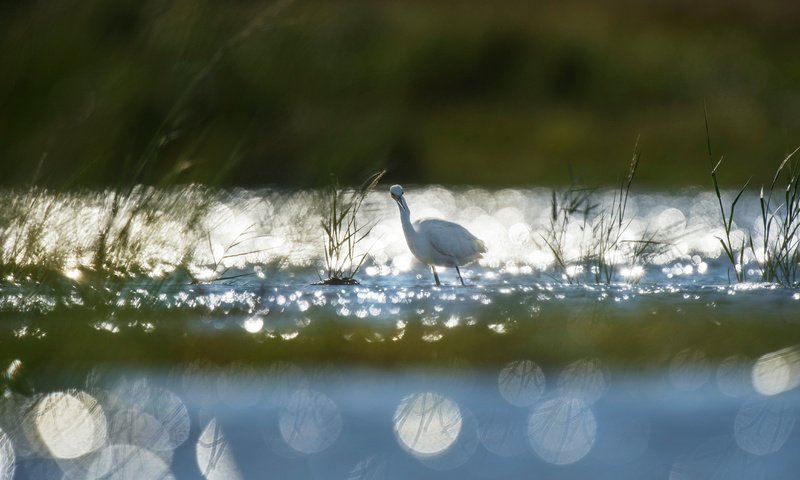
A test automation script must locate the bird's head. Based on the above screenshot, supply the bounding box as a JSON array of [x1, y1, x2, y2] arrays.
[[389, 184, 404, 201], [390, 184, 409, 213]]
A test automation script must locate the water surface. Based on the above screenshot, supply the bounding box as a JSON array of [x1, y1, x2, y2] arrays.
[[1, 186, 799, 479]]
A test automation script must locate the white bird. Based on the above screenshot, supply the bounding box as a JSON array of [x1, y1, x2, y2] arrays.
[[390, 184, 486, 286]]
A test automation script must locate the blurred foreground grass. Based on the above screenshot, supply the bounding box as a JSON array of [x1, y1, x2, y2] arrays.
[[4, 300, 799, 384], [2, 0, 799, 188]]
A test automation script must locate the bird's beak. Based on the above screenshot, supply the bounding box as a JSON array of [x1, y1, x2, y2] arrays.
[[391, 194, 407, 212]]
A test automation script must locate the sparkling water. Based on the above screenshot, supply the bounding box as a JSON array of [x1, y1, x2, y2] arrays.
[[1, 186, 799, 479]]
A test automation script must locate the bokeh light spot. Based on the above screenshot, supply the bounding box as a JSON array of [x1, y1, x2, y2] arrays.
[[716, 355, 753, 398], [734, 395, 797, 456], [33, 391, 107, 459], [497, 360, 546, 407], [527, 397, 597, 465], [86, 444, 174, 480], [196, 419, 241, 480], [557, 358, 608, 404], [669, 348, 711, 391], [394, 392, 462, 457], [0, 428, 14, 480], [279, 389, 342, 454], [751, 346, 800, 396]]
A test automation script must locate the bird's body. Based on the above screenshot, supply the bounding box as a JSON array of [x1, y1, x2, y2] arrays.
[[390, 185, 486, 285], [403, 218, 485, 268]]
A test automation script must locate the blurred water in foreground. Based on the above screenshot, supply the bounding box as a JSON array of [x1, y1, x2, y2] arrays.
[[2, 361, 800, 480], [1, 186, 800, 479]]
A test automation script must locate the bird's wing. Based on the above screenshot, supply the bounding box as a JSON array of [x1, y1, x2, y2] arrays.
[[416, 218, 486, 264]]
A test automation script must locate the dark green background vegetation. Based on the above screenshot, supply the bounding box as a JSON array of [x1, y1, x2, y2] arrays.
[[1, 0, 799, 187]]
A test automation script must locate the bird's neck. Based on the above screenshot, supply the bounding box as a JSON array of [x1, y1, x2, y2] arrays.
[[397, 198, 415, 236]]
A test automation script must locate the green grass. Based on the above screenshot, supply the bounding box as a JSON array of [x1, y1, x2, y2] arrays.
[[707, 106, 750, 283], [537, 139, 671, 284], [0, 187, 65, 282], [197, 223, 271, 283], [0, 1, 296, 288], [318, 170, 385, 284], [538, 186, 596, 283], [590, 140, 641, 283], [708, 105, 800, 286], [752, 147, 800, 285], [0, 186, 212, 306]]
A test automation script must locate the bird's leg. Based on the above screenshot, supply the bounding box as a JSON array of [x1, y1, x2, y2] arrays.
[[431, 266, 441, 286], [455, 266, 465, 286]]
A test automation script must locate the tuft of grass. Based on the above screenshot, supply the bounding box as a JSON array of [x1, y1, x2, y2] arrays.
[[0, 156, 66, 281], [0, 4, 301, 308], [621, 232, 672, 285], [706, 103, 800, 286], [318, 169, 385, 285], [710, 159, 750, 283], [194, 222, 271, 283], [0, 187, 65, 281], [751, 147, 800, 286], [706, 107, 750, 283], [591, 138, 641, 284], [538, 138, 662, 285], [538, 186, 597, 284], [89, 186, 211, 279]]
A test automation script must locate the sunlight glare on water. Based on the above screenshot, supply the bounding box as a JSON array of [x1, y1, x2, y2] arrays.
[[750, 346, 800, 396], [0, 428, 13, 480], [497, 360, 546, 407], [103, 379, 190, 452], [279, 389, 342, 454], [242, 316, 264, 333], [527, 397, 597, 465], [82, 444, 174, 480], [0, 186, 775, 282], [4, 185, 800, 479], [733, 395, 797, 456], [32, 391, 107, 459], [417, 408, 479, 471], [556, 358, 609, 404], [196, 418, 242, 480], [394, 392, 462, 458]]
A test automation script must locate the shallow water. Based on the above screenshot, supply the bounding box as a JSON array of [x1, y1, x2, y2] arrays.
[[1, 186, 799, 479]]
